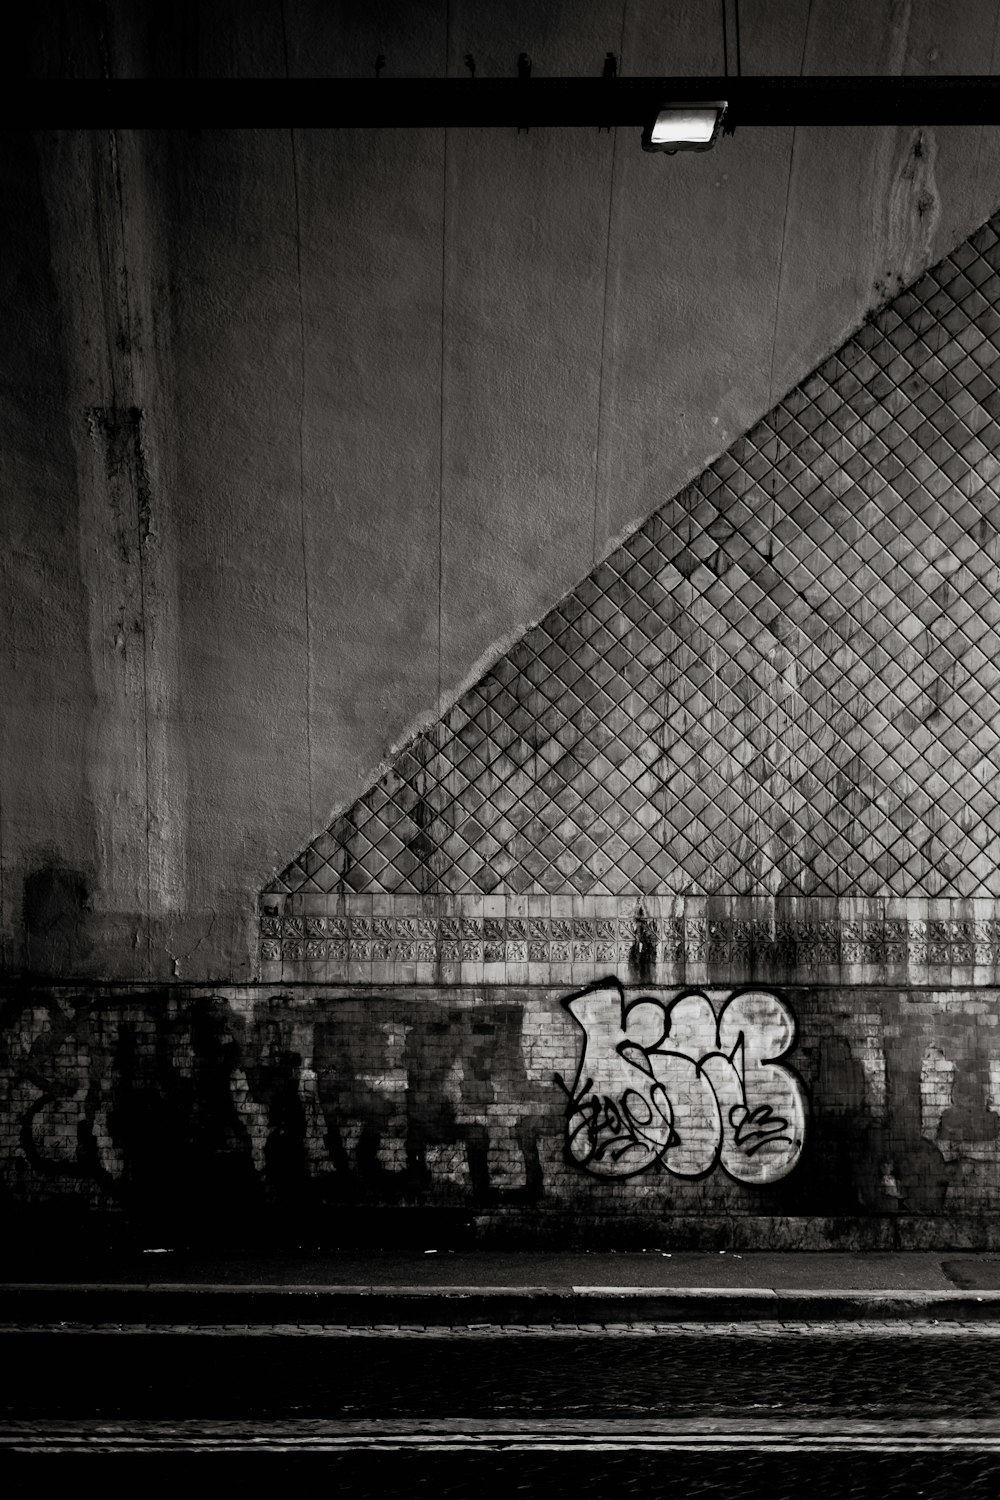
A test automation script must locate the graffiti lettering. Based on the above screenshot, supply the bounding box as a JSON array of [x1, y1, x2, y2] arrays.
[[563, 1078, 678, 1172], [555, 980, 807, 1184]]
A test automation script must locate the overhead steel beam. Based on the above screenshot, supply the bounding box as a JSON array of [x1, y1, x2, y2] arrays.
[[30, 76, 1000, 128]]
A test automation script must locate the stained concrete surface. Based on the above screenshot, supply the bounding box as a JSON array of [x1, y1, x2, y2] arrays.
[[6, 2, 1000, 980], [943, 1255, 1000, 1288]]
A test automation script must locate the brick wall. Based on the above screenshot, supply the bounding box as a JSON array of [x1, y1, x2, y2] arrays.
[[4, 979, 999, 1249]]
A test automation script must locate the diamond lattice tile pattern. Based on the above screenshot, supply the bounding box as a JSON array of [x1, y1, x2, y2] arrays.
[[270, 215, 1000, 900]]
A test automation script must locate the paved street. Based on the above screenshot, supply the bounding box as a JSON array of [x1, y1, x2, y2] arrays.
[[4, 1321, 1000, 1495], [6, 1256, 1000, 1493]]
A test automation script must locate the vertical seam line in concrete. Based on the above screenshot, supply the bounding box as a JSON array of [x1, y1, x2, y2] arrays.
[[109, 127, 153, 980], [798, 2, 812, 79], [290, 127, 314, 831], [592, 127, 619, 570], [438, 3, 451, 718], [764, 0, 811, 410], [437, 136, 448, 719], [133, 411, 154, 982], [590, 2, 628, 571], [280, 0, 290, 78], [95, 133, 122, 411], [973, 0, 1000, 210], [767, 126, 797, 409], [107, 131, 136, 410]]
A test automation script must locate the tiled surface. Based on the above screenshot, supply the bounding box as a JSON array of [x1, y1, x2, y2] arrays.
[[265, 212, 1000, 975]]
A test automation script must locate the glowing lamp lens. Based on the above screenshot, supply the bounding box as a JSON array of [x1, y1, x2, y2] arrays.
[[650, 107, 720, 146]]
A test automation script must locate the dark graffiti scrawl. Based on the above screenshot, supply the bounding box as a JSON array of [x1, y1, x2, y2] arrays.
[[555, 979, 807, 1184]]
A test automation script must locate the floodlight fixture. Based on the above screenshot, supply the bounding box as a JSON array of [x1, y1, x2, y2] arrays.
[[641, 100, 728, 153]]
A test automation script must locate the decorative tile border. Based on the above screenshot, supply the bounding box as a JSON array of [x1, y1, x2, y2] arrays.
[[257, 895, 1000, 984]]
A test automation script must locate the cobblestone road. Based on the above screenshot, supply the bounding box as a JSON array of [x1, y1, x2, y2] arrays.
[[4, 1322, 1000, 1420], [5, 1323, 1000, 1496]]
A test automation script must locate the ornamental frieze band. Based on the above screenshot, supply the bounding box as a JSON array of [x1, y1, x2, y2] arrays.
[[258, 898, 1000, 980]]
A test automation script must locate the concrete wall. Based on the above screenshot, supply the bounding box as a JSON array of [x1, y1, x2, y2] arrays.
[[5, 0, 1000, 981]]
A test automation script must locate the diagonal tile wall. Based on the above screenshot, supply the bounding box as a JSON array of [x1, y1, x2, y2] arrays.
[[262, 212, 1000, 985]]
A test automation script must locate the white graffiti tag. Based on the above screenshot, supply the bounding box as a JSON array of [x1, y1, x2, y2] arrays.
[[555, 980, 807, 1185]]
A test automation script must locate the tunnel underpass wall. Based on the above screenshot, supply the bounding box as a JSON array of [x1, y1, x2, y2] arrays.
[[8, 191, 1000, 1251]]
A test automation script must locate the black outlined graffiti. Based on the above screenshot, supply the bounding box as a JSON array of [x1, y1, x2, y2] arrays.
[[554, 979, 807, 1184]]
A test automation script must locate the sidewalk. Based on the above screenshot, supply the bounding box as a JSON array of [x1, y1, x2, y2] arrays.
[[4, 1250, 1000, 1324]]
